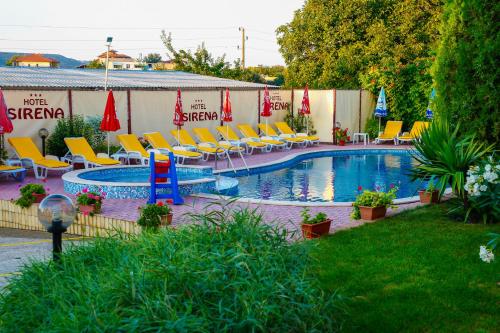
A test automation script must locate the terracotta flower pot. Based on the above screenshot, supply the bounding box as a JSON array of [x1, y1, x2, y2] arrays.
[[160, 213, 173, 226], [338, 140, 345, 146], [32, 193, 47, 203], [79, 204, 99, 215], [301, 219, 332, 239], [359, 206, 387, 220], [419, 190, 439, 204]]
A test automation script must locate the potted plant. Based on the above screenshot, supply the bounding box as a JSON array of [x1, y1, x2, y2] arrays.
[[418, 181, 440, 204], [14, 183, 47, 208], [351, 187, 397, 220], [76, 188, 105, 216], [137, 201, 173, 230], [300, 208, 332, 239], [334, 127, 350, 146]]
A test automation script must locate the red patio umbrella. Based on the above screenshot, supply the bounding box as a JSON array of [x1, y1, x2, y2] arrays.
[[100, 90, 121, 155], [0, 89, 14, 158], [260, 86, 272, 129], [300, 85, 311, 134], [222, 88, 232, 138], [173, 89, 185, 144]]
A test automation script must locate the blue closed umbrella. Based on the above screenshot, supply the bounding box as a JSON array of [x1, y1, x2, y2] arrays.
[[426, 88, 436, 119], [374, 87, 387, 133]]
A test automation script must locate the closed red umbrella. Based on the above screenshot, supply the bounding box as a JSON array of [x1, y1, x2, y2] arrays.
[[222, 88, 232, 138], [300, 85, 312, 134], [260, 86, 272, 130], [0, 89, 13, 158], [100, 90, 121, 155], [173, 89, 185, 144]]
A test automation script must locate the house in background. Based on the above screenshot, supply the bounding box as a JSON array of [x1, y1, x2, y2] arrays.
[[13, 54, 59, 68], [97, 50, 144, 70]]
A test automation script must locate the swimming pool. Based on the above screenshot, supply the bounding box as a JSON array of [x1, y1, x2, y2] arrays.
[[220, 150, 423, 203]]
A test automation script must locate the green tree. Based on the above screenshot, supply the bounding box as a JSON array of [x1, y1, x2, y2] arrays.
[[5, 55, 20, 66], [277, 0, 443, 129], [143, 53, 162, 63], [85, 59, 105, 69], [160, 31, 264, 83], [432, 0, 499, 144]]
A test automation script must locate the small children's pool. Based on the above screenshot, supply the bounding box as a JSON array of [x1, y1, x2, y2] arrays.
[[220, 149, 424, 203], [63, 165, 218, 199]]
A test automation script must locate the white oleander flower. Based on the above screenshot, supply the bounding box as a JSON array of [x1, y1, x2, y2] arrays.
[[479, 185, 487, 192], [485, 164, 492, 172], [479, 246, 495, 263]]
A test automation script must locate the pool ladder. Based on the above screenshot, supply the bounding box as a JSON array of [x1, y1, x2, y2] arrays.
[[214, 146, 249, 173]]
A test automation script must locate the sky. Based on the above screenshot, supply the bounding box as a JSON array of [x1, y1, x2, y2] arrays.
[[0, 0, 304, 66]]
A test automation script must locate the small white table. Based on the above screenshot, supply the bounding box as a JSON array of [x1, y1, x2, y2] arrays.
[[353, 133, 369, 145]]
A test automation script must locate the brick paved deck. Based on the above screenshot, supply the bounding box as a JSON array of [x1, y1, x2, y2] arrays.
[[1, 143, 421, 235]]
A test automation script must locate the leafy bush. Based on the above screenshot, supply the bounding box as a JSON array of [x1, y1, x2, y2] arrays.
[[300, 208, 328, 225], [84, 115, 107, 149], [0, 208, 342, 332], [14, 184, 46, 208], [137, 202, 172, 230], [364, 116, 380, 140], [464, 156, 499, 223], [283, 109, 316, 135], [46, 115, 94, 157], [432, 0, 499, 144], [410, 120, 494, 210], [351, 188, 397, 220]]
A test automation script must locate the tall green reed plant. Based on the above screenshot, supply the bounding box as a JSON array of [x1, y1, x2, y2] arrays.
[[0, 205, 343, 332]]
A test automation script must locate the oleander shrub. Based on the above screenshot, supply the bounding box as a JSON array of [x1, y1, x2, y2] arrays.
[[46, 115, 95, 157], [0, 208, 342, 332]]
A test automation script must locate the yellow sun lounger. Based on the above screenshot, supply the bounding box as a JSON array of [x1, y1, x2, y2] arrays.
[[170, 129, 226, 161], [8, 137, 73, 179], [0, 164, 26, 181], [143, 132, 202, 164], [375, 121, 403, 145], [397, 121, 430, 144], [258, 123, 306, 149], [116, 134, 169, 165], [193, 128, 245, 153], [237, 124, 287, 151], [274, 122, 320, 146], [64, 137, 120, 168], [216, 125, 269, 154]]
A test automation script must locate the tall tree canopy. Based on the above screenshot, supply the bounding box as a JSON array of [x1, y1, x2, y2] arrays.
[[277, 0, 443, 130], [432, 0, 499, 144], [143, 53, 162, 63], [161, 31, 264, 83]]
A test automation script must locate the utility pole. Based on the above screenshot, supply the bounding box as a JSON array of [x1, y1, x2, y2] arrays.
[[238, 27, 247, 69]]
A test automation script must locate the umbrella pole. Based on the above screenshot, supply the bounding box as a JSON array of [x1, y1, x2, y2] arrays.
[[107, 132, 110, 156], [378, 117, 381, 134], [177, 126, 180, 145], [306, 115, 309, 135], [226, 124, 229, 141]]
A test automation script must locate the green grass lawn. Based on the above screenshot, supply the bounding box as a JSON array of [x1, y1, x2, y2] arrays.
[[313, 204, 500, 333]]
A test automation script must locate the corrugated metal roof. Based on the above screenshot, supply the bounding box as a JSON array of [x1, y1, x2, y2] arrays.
[[0, 67, 274, 90]]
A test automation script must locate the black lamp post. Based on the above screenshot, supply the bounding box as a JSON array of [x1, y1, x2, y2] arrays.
[[38, 194, 76, 262], [38, 128, 49, 156]]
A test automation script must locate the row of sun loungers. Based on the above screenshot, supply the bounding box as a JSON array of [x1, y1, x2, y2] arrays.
[[2, 121, 428, 179]]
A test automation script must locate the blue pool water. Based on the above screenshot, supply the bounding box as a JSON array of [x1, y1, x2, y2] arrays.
[[225, 150, 423, 202]]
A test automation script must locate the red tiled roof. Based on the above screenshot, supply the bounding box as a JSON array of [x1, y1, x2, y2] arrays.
[[97, 50, 133, 59], [15, 54, 59, 63]]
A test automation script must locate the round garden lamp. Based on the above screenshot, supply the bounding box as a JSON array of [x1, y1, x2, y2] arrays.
[[37, 194, 76, 262], [38, 128, 49, 156]]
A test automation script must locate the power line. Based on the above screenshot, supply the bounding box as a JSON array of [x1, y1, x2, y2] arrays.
[[0, 24, 238, 31]]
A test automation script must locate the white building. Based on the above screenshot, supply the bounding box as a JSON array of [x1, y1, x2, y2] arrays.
[[97, 50, 144, 70]]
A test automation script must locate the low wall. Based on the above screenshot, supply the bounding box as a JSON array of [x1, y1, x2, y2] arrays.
[[0, 200, 140, 236]]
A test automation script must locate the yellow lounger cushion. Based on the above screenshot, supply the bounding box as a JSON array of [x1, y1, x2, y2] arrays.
[[173, 149, 203, 158], [34, 159, 71, 168], [378, 121, 403, 140], [258, 124, 305, 142], [261, 139, 285, 145], [216, 126, 267, 148], [275, 122, 320, 141], [8, 137, 70, 168], [0, 165, 23, 172], [117, 134, 169, 161], [64, 137, 119, 165], [144, 132, 202, 159], [399, 121, 429, 140]]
